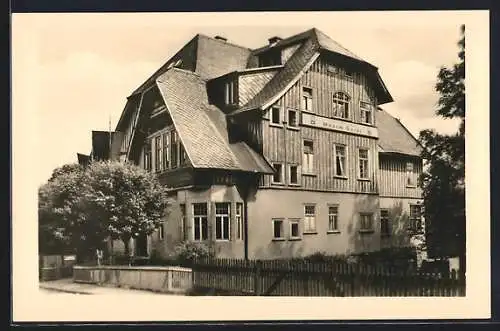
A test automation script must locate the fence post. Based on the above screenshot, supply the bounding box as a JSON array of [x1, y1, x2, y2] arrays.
[[254, 260, 262, 296]]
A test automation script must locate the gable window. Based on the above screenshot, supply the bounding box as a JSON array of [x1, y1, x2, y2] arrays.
[[171, 131, 178, 168], [334, 145, 347, 177], [289, 165, 299, 185], [271, 106, 281, 125], [360, 101, 374, 125], [225, 80, 236, 105], [287, 109, 298, 128], [154, 135, 162, 173], [215, 203, 230, 241], [409, 204, 422, 232], [144, 141, 152, 171], [406, 162, 416, 187], [272, 219, 284, 239], [358, 148, 370, 180], [328, 205, 339, 232], [302, 87, 313, 112], [344, 70, 354, 79], [303, 140, 314, 174], [272, 163, 284, 184], [289, 219, 300, 239], [304, 204, 316, 233], [235, 203, 243, 240], [380, 209, 391, 237], [193, 203, 208, 241], [359, 213, 374, 232], [333, 92, 350, 119], [162, 132, 170, 170], [180, 203, 186, 240]]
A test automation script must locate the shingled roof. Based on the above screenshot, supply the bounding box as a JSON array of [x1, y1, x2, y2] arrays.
[[155, 68, 274, 173], [377, 108, 423, 157], [231, 28, 392, 116]]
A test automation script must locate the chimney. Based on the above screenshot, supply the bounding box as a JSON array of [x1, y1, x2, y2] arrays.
[[268, 36, 283, 45], [214, 35, 227, 42]]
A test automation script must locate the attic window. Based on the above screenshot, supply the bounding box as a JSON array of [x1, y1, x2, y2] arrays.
[[225, 80, 236, 105], [327, 65, 339, 74]]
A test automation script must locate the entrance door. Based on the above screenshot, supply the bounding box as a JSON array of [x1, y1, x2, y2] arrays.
[[135, 234, 148, 257]]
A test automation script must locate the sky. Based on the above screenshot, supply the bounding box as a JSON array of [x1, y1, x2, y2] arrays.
[[13, 12, 466, 186]]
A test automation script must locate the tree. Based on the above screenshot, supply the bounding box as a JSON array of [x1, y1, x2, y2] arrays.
[[38, 161, 169, 262], [80, 161, 169, 258], [38, 163, 90, 258], [418, 25, 465, 274]]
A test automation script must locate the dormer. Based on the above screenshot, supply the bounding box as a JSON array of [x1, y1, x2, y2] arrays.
[[258, 49, 282, 67]]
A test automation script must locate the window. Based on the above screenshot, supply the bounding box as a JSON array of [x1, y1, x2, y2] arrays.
[[171, 131, 178, 168], [235, 203, 243, 240], [303, 140, 314, 174], [333, 92, 350, 119], [289, 219, 300, 239], [272, 219, 284, 239], [360, 101, 374, 124], [158, 222, 164, 240], [289, 165, 299, 185], [179, 143, 187, 166], [271, 106, 281, 125], [406, 162, 416, 187], [179, 204, 186, 240], [334, 145, 347, 177], [409, 204, 422, 232], [360, 213, 374, 231], [225, 81, 236, 105], [380, 209, 391, 236], [358, 149, 369, 179], [162, 132, 170, 170], [193, 203, 208, 241], [154, 135, 162, 172], [287, 109, 298, 127], [144, 141, 152, 171], [344, 70, 354, 79], [328, 205, 339, 232], [215, 203, 230, 240], [302, 87, 313, 112], [304, 204, 316, 233], [272, 163, 284, 184]]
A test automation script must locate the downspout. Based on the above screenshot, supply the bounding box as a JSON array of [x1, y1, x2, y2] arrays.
[[243, 179, 249, 261]]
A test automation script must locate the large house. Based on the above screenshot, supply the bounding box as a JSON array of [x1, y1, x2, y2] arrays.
[[80, 28, 424, 260]]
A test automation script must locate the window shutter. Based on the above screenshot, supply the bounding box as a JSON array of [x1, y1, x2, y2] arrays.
[[185, 204, 192, 241]]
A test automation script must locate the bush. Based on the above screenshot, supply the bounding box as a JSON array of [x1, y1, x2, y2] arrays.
[[173, 241, 213, 266]]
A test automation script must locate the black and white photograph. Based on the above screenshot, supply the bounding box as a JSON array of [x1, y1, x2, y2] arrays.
[[12, 10, 490, 322]]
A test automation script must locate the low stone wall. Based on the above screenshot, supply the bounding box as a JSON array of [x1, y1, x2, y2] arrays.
[[73, 265, 193, 294]]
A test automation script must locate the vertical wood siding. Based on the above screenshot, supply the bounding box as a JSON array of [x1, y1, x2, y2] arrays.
[[261, 56, 379, 193], [378, 156, 423, 198]]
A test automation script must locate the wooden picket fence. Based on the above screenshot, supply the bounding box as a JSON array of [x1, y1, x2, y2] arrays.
[[191, 258, 465, 297]]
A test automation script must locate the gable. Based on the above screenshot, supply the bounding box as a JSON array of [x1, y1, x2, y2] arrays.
[[377, 108, 422, 157]]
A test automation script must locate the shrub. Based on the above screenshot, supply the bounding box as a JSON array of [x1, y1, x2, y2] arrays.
[[173, 241, 213, 266]]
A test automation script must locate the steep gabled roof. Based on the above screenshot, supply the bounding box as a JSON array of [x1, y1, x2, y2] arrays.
[[377, 108, 423, 157], [232, 36, 320, 115], [230, 28, 392, 116], [155, 68, 274, 173], [131, 34, 251, 97]]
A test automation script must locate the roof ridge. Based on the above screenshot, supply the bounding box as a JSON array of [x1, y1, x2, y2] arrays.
[[197, 33, 252, 51]]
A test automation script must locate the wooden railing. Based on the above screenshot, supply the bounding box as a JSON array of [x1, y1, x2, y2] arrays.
[[192, 258, 466, 297], [73, 265, 193, 294]]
